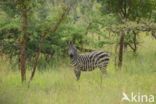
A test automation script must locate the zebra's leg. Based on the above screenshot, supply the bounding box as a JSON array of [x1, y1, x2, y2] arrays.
[[99, 65, 107, 75], [99, 66, 107, 86], [100, 67, 107, 75], [74, 69, 81, 80]]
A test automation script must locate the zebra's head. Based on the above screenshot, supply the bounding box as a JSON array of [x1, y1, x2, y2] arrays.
[[68, 41, 77, 59]]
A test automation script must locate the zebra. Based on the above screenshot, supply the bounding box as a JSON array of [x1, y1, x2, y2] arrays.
[[68, 41, 110, 80]]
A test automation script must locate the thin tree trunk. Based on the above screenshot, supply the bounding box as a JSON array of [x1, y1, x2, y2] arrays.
[[133, 31, 137, 53], [51, 6, 71, 33], [28, 5, 71, 86], [152, 31, 156, 39], [28, 35, 43, 84], [19, 9, 27, 83], [127, 31, 137, 53], [114, 43, 118, 69], [29, 50, 40, 82], [118, 31, 125, 68]]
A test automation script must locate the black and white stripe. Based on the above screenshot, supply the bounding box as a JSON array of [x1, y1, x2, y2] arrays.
[[68, 42, 110, 80]]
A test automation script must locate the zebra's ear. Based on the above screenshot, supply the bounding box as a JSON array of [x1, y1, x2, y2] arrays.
[[68, 40, 74, 45], [66, 41, 72, 47], [66, 41, 69, 45]]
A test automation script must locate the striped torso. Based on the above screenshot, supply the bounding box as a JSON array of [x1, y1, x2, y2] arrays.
[[71, 51, 110, 71]]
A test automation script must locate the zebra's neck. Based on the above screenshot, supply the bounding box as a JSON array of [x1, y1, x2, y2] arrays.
[[71, 53, 79, 62]]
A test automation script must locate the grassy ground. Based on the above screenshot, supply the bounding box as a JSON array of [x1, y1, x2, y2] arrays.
[[0, 35, 156, 104]]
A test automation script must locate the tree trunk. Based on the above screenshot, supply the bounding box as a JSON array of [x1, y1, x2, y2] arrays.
[[28, 35, 43, 84], [19, 9, 28, 83], [152, 31, 156, 39], [127, 31, 137, 53], [133, 31, 137, 53], [29, 50, 40, 82], [118, 31, 125, 68], [114, 43, 118, 69]]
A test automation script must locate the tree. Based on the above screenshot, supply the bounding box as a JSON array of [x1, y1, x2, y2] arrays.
[[18, 0, 29, 82], [99, 0, 156, 69]]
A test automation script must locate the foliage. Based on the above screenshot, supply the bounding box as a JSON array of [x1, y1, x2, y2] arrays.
[[0, 0, 156, 70], [99, 0, 156, 20]]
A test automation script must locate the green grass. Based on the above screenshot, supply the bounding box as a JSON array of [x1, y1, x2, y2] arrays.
[[0, 35, 156, 104]]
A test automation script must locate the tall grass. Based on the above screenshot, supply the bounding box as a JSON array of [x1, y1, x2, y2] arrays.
[[0, 35, 156, 104]]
